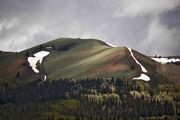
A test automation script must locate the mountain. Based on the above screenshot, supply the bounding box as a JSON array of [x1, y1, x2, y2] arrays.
[[0, 38, 180, 120], [0, 38, 180, 88]]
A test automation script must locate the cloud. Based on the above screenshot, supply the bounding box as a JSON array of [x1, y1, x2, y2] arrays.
[[0, 17, 19, 32], [0, 23, 56, 52], [140, 17, 180, 56], [0, 0, 179, 55], [114, 0, 180, 17]]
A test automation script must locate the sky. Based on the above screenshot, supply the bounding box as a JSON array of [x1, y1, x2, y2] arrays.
[[0, 0, 180, 56]]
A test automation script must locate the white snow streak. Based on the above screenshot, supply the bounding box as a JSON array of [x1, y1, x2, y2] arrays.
[[28, 51, 50, 73], [127, 48, 150, 81], [128, 48, 147, 73], [133, 74, 150, 81], [105, 42, 116, 47], [151, 57, 180, 64], [44, 75, 47, 82]]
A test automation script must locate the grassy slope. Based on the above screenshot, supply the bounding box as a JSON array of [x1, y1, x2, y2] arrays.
[[0, 52, 41, 87], [0, 51, 14, 60], [43, 38, 140, 79], [0, 38, 179, 87], [134, 52, 180, 88]]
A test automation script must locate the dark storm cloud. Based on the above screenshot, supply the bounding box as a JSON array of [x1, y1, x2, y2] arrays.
[[0, 0, 180, 56], [160, 6, 180, 29]]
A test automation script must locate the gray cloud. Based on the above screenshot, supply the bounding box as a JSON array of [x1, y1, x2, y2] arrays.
[[113, 0, 180, 17], [139, 17, 180, 56], [0, 0, 179, 56]]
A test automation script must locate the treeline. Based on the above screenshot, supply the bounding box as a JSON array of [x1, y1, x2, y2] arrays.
[[0, 77, 179, 119]]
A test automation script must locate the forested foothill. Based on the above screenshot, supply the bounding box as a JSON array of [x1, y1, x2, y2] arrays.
[[0, 77, 179, 120]]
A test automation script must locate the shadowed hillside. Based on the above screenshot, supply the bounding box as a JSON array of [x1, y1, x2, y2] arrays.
[[0, 38, 180, 89]]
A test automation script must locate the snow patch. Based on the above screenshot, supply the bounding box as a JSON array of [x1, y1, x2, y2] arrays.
[[152, 57, 180, 64], [105, 42, 116, 47], [127, 48, 150, 81], [133, 74, 150, 81], [128, 48, 147, 73], [28, 51, 50, 73], [46, 46, 52, 49], [44, 75, 47, 82]]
